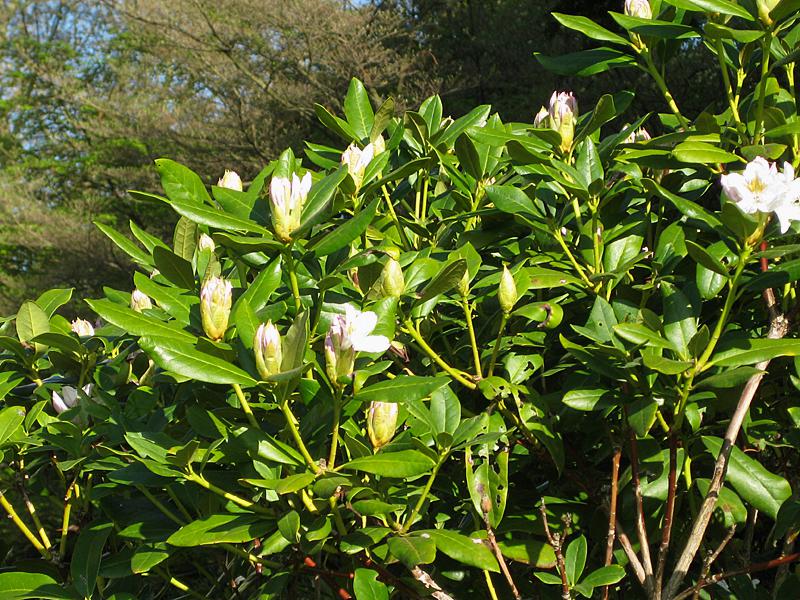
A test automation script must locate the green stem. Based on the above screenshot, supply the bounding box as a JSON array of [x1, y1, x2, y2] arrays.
[[280, 400, 322, 474], [329, 496, 348, 536], [714, 37, 746, 137], [328, 388, 344, 469], [484, 570, 500, 600], [400, 457, 446, 533], [754, 33, 773, 144], [137, 485, 182, 525], [185, 469, 273, 514], [0, 490, 51, 558], [421, 175, 430, 222], [402, 319, 476, 389], [153, 569, 207, 600], [233, 384, 259, 429], [59, 482, 75, 559], [21, 491, 52, 549], [641, 48, 689, 129], [284, 247, 302, 312], [382, 185, 411, 250], [486, 313, 509, 378], [553, 226, 594, 289], [462, 296, 484, 379]]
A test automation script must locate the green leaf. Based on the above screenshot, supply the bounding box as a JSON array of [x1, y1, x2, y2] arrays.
[[0, 572, 76, 600], [278, 510, 301, 543], [661, 282, 696, 358], [353, 569, 389, 600], [535, 48, 636, 77], [528, 267, 581, 289], [423, 529, 499, 572], [710, 338, 800, 367], [297, 166, 349, 236], [672, 141, 741, 164], [153, 247, 195, 290], [86, 299, 195, 343], [702, 436, 791, 519], [341, 450, 435, 478], [315, 103, 358, 142], [35, 288, 74, 317], [614, 323, 676, 350], [610, 12, 699, 38], [16, 301, 50, 344], [565, 535, 587, 585], [172, 217, 198, 261], [386, 535, 436, 568], [131, 543, 170, 574], [155, 158, 212, 205], [235, 256, 282, 313], [643, 178, 723, 229], [355, 376, 449, 404], [562, 389, 614, 411], [310, 199, 379, 256], [627, 398, 658, 437], [0, 406, 25, 447], [642, 351, 693, 375], [95, 222, 152, 267], [552, 13, 629, 44], [371, 97, 395, 141], [344, 78, 374, 140], [139, 336, 256, 386], [695, 478, 748, 526], [71, 521, 113, 598], [498, 539, 556, 567], [486, 185, 537, 217], [432, 104, 492, 149], [169, 201, 271, 235], [580, 564, 626, 588], [418, 259, 467, 301], [167, 514, 273, 546], [685, 240, 728, 276], [663, 0, 754, 20]]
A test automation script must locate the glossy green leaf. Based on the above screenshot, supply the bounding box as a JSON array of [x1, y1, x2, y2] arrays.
[[565, 535, 587, 585], [139, 336, 256, 386], [0, 406, 25, 447], [86, 299, 195, 343], [552, 13, 629, 44], [418, 259, 467, 301], [95, 222, 152, 267], [423, 529, 499, 572], [344, 78, 374, 140], [711, 338, 800, 367], [485, 184, 537, 217], [15, 301, 50, 344], [311, 199, 379, 256], [386, 535, 436, 568], [153, 246, 195, 290], [663, 0, 754, 20], [353, 569, 389, 600], [71, 521, 113, 598], [155, 158, 212, 205], [342, 450, 435, 477], [0, 573, 76, 600], [167, 514, 273, 546], [297, 166, 349, 236], [35, 288, 74, 317], [355, 376, 449, 404], [173, 217, 198, 260]]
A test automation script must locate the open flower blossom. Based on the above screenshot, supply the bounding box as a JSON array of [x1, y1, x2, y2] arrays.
[[71, 318, 94, 337], [52, 383, 92, 415], [269, 172, 313, 242], [200, 276, 232, 340], [218, 170, 243, 191], [720, 157, 800, 234], [341, 142, 376, 191], [325, 304, 391, 385]]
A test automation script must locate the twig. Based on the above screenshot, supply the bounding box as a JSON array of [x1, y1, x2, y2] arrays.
[[673, 552, 800, 600], [602, 446, 622, 600], [663, 313, 790, 600], [411, 566, 455, 600], [691, 526, 736, 600], [654, 436, 678, 598], [483, 508, 522, 599], [615, 519, 647, 586], [629, 429, 655, 594], [540, 499, 570, 600]]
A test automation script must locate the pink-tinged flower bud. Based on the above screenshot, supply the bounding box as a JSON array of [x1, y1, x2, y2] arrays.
[[498, 265, 518, 314], [198, 233, 215, 252], [625, 128, 652, 144], [625, 0, 652, 19], [254, 321, 282, 381], [218, 170, 243, 191], [341, 143, 376, 192], [367, 401, 399, 450], [534, 106, 549, 128], [269, 172, 312, 242], [381, 258, 405, 298], [130, 289, 153, 312], [548, 91, 578, 153], [200, 276, 232, 341], [71, 318, 94, 337]]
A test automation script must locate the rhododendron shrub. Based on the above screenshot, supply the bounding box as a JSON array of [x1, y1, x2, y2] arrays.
[[2, 3, 800, 599]]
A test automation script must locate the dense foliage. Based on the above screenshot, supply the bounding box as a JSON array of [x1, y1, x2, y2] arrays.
[[2, 1, 800, 599]]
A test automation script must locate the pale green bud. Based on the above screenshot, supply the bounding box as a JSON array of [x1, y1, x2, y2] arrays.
[[381, 258, 405, 297], [130, 289, 153, 312], [457, 270, 470, 297], [498, 265, 518, 314], [198, 233, 216, 252], [71, 318, 94, 337], [757, 0, 780, 25], [624, 0, 652, 19], [254, 321, 282, 381], [218, 170, 243, 191], [341, 143, 376, 191], [549, 91, 578, 154], [200, 276, 232, 341], [534, 106, 549, 128], [367, 401, 399, 450]]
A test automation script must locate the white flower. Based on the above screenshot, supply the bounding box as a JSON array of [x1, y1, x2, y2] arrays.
[[625, 0, 652, 19], [548, 91, 578, 153], [773, 162, 800, 233], [71, 318, 94, 337], [198, 233, 216, 252], [341, 143, 376, 191], [130, 289, 153, 312], [325, 304, 391, 386], [270, 172, 312, 242], [218, 170, 243, 191], [52, 383, 92, 415]]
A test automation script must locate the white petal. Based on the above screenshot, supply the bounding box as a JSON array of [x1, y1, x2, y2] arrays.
[[774, 201, 800, 233], [353, 310, 378, 339], [52, 391, 68, 414], [353, 334, 390, 353], [61, 386, 78, 408]]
